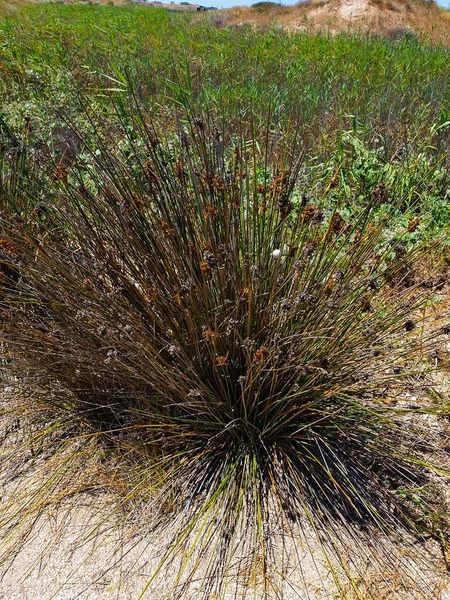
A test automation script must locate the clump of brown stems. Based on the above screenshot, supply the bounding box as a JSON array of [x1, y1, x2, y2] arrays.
[[0, 101, 448, 599]]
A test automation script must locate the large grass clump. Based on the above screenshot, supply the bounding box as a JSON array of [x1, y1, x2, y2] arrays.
[[0, 102, 449, 598]]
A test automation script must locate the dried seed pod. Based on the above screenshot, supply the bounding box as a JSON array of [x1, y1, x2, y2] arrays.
[[253, 346, 270, 364]]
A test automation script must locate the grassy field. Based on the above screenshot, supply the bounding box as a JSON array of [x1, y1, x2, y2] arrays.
[[0, 4, 450, 599], [0, 5, 449, 143], [1, 5, 449, 229]]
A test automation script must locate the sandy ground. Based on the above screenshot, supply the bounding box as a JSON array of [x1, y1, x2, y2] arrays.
[[1, 452, 449, 599], [336, 0, 376, 20], [309, 0, 377, 21], [1, 500, 449, 600], [1, 380, 450, 599], [0, 498, 336, 599]]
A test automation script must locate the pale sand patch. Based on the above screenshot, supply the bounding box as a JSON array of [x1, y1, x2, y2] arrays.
[[0, 497, 335, 599], [336, 0, 376, 20], [0, 499, 448, 600], [1, 391, 450, 599], [0, 459, 449, 599]]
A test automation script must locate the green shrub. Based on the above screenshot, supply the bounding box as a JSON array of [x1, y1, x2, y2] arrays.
[[251, 1, 281, 10]]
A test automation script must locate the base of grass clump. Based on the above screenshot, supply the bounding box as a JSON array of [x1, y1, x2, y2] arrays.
[[0, 395, 449, 599], [0, 101, 450, 599]]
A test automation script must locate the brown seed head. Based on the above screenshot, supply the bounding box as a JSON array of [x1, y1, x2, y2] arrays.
[[253, 346, 270, 364], [161, 221, 175, 237], [103, 185, 120, 203], [172, 293, 182, 305], [371, 182, 390, 205], [404, 319, 415, 332], [145, 287, 158, 302], [200, 261, 212, 276], [302, 205, 316, 225], [0, 239, 19, 256], [232, 189, 241, 210], [82, 278, 93, 292], [360, 293, 372, 312], [216, 355, 230, 367], [330, 212, 345, 235], [144, 161, 158, 181], [203, 329, 219, 343], [132, 192, 145, 211], [52, 163, 68, 186], [329, 174, 339, 189], [174, 158, 187, 180], [407, 217, 421, 233], [204, 204, 218, 219], [211, 175, 225, 191]]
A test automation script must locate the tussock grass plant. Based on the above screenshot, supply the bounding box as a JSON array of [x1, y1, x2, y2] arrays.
[[0, 103, 449, 598]]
